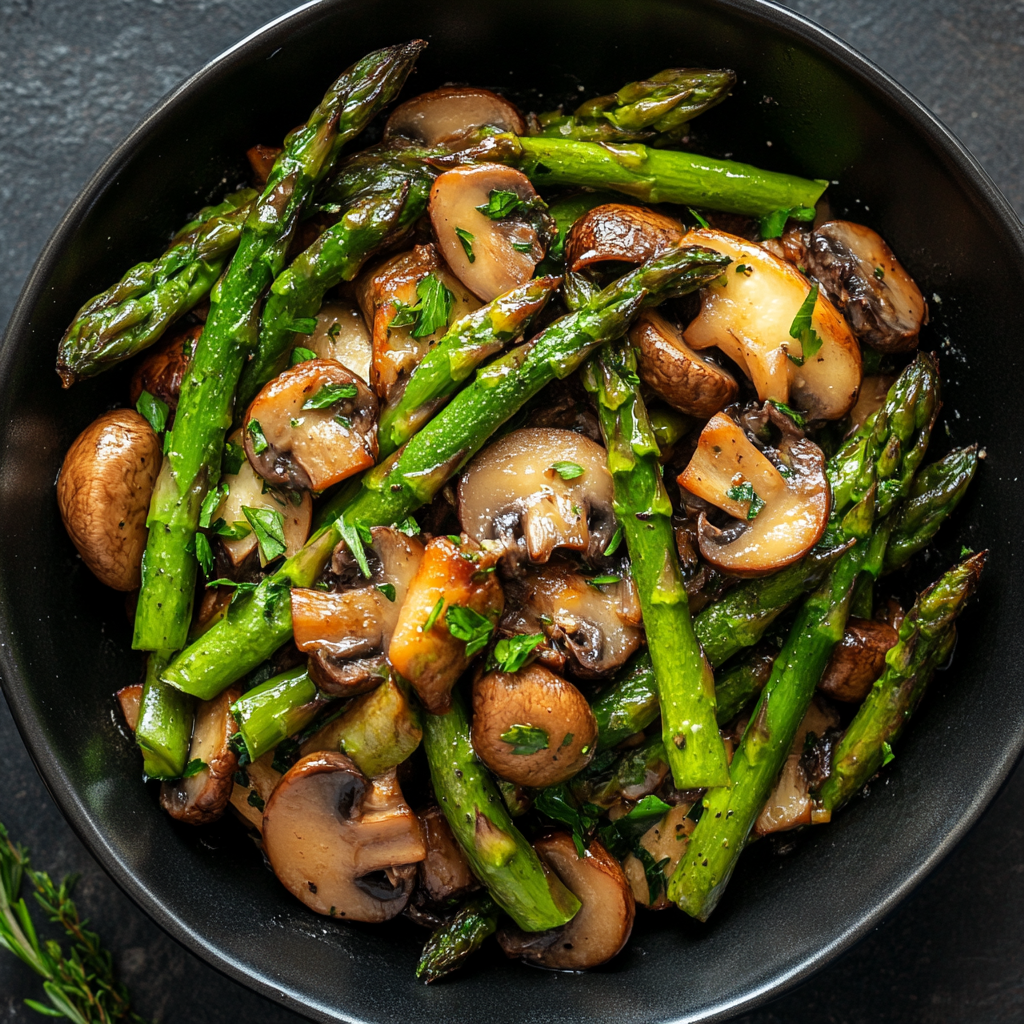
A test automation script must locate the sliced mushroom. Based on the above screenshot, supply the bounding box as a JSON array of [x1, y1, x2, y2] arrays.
[[389, 534, 504, 715], [500, 557, 642, 678], [262, 753, 426, 922], [679, 413, 830, 576], [458, 428, 617, 567], [210, 428, 311, 568], [116, 684, 143, 732], [564, 203, 684, 272], [246, 143, 282, 187], [622, 804, 695, 910], [129, 320, 200, 412], [57, 409, 161, 591], [429, 164, 550, 302], [293, 527, 425, 696], [356, 244, 480, 402], [300, 300, 372, 384], [682, 227, 862, 420], [418, 805, 479, 904], [384, 86, 526, 147], [471, 664, 597, 788], [630, 310, 738, 418], [818, 617, 898, 702], [229, 751, 281, 833], [160, 685, 241, 826], [847, 373, 895, 436], [803, 220, 927, 352], [243, 358, 378, 491], [498, 834, 634, 970]]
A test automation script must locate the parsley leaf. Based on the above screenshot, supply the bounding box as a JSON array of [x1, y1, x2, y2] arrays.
[[493, 633, 544, 673], [445, 605, 494, 657], [290, 346, 318, 365], [534, 783, 601, 856], [759, 207, 791, 239], [199, 484, 227, 529], [726, 481, 766, 520], [223, 441, 245, 475], [389, 300, 419, 329], [247, 419, 268, 455], [181, 758, 207, 779], [377, 583, 396, 602], [241, 506, 287, 563], [476, 188, 522, 219], [500, 723, 549, 755], [136, 390, 169, 434], [286, 318, 318, 334], [394, 516, 420, 536], [302, 382, 358, 410], [209, 518, 251, 540], [787, 283, 823, 364], [550, 461, 584, 480], [881, 741, 895, 767], [874, 265, 885, 280], [455, 227, 475, 263], [767, 399, 807, 428], [422, 597, 445, 633], [603, 526, 624, 557], [688, 207, 710, 229], [588, 574, 621, 587], [413, 274, 454, 338], [510, 241, 534, 254], [337, 514, 371, 578], [194, 532, 215, 577]]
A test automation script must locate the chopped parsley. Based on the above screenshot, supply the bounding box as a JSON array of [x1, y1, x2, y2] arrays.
[[241, 505, 287, 562], [337, 514, 371, 578], [735, 263, 753, 276], [285, 318, 317, 334], [136, 390, 169, 434], [786, 283, 823, 365], [534, 784, 601, 856], [290, 346, 318, 365], [199, 483, 228, 529], [510, 241, 534, 254], [394, 516, 420, 536], [500, 723, 549, 755], [759, 207, 791, 239], [422, 597, 445, 633], [874, 265, 885, 280], [726, 481, 766, 520], [223, 441, 246, 475], [181, 758, 207, 779], [377, 583, 396, 602], [881, 741, 895, 766], [493, 633, 545, 673], [390, 274, 455, 339], [193, 532, 215, 577], [476, 188, 522, 220], [550, 460, 584, 480], [454, 226, 476, 263], [445, 605, 494, 657], [247, 419, 268, 455], [687, 207, 710, 229], [767, 398, 807, 429], [327, 322, 341, 339], [588, 574, 621, 588], [603, 526, 624, 556], [302, 381, 358, 409], [247, 790, 265, 812]]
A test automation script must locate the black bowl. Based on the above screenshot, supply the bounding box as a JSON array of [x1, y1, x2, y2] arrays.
[[2, 1, 1021, 1020]]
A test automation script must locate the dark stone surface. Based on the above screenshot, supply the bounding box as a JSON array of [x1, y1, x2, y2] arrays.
[[0, 1, 1021, 1021]]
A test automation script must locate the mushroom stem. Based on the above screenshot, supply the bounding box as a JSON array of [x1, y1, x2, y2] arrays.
[[136, 652, 195, 780], [231, 665, 323, 761], [582, 340, 730, 790], [423, 689, 581, 932]]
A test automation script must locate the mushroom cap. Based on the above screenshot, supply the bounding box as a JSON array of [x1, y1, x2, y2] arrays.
[[630, 310, 738, 418], [458, 428, 617, 566], [498, 833, 635, 970], [471, 663, 597, 788], [243, 358, 378, 491], [262, 753, 425, 923], [682, 227, 862, 420], [818, 616, 898, 702], [564, 203, 685, 272], [302, 300, 372, 384], [129, 319, 200, 411], [429, 164, 548, 302], [57, 408, 161, 591], [384, 86, 526, 147], [679, 412, 830, 576]]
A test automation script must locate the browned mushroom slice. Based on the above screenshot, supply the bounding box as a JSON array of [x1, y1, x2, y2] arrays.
[[847, 373, 896, 436], [299, 300, 372, 384], [458, 428, 617, 566], [804, 220, 927, 352], [384, 86, 526, 147], [682, 227, 862, 420], [389, 534, 504, 715], [246, 144, 282, 187], [679, 413, 829, 576], [429, 164, 549, 302], [160, 685, 241, 826], [622, 804, 695, 910], [630, 310, 738, 418], [210, 428, 311, 568], [292, 527, 425, 697], [229, 751, 282, 833], [471, 664, 597, 788], [418, 805, 479, 904], [498, 834, 634, 970], [818, 617, 899, 702], [564, 203, 684, 272], [356, 244, 479, 401], [129, 320, 201, 412], [501, 557, 642, 679], [116, 684, 143, 732], [243, 358, 378, 491], [262, 754, 425, 922], [57, 409, 161, 591]]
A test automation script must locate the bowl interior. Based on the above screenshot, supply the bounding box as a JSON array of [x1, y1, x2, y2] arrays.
[[2, 1, 1022, 1021]]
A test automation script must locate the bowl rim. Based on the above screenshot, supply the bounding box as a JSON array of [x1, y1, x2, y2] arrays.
[[2, 0, 1023, 1020]]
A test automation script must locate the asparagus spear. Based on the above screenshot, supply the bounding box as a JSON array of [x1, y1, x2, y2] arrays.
[[582, 340, 729, 788], [377, 276, 561, 457], [161, 245, 730, 700], [592, 652, 660, 750], [416, 894, 500, 983], [55, 190, 255, 386], [534, 68, 736, 145], [423, 689, 580, 931], [817, 551, 986, 813], [230, 665, 321, 761], [132, 42, 425, 653], [236, 150, 435, 409], [135, 653, 194, 780]]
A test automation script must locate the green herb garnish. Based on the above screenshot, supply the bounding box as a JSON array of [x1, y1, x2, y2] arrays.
[[445, 605, 494, 657], [181, 758, 207, 779], [422, 597, 445, 634], [223, 441, 245, 475], [786, 283, 823, 365], [881, 741, 895, 766], [247, 419, 268, 455], [194, 533, 215, 577], [588, 574, 621, 587], [759, 207, 791, 239], [726, 481, 766, 520], [290, 346, 318, 365], [688, 207, 710, 229], [241, 505, 287, 563], [476, 188, 522, 219], [500, 723, 549, 755], [493, 633, 545, 673], [377, 583, 396, 603], [510, 241, 534, 254], [874, 265, 885, 280], [302, 382, 358, 410], [455, 227, 476, 263], [767, 398, 807, 429], [337, 514, 371, 578], [135, 390, 169, 434], [603, 525, 624, 556], [550, 460, 584, 480]]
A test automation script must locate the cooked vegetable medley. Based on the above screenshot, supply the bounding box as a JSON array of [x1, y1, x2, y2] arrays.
[[57, 41, 985, 980]]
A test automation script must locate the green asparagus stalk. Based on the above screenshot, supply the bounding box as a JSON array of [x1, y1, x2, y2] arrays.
[[236, 153, 434, 409], [416, 894, 500, 983], [56, 190, 255, 386], [712, 644, 778, 725], [230, 665, 322, 761], [423, 690, 580, 931], [592, 652, 660, 750], [161, 245, 730, 700], [884, 446, 978, 572], [135, 653, 194, 780], [132, 42, 424, 654], [377, 276, 561, 457], [583, 340, 729, 788], [534, 68, 736, 146], [817, 551, 986, 812]]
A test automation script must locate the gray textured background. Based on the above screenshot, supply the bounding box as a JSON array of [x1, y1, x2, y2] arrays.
[[1, 1, 1023, 1021]]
